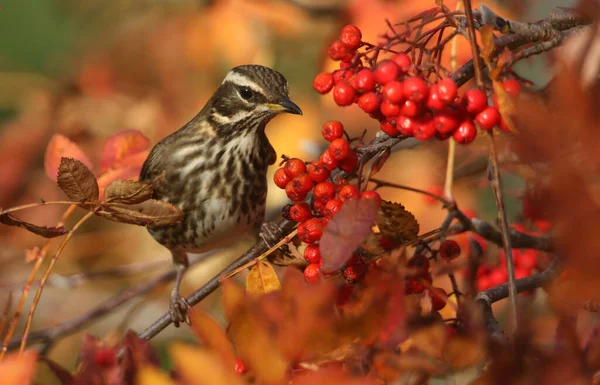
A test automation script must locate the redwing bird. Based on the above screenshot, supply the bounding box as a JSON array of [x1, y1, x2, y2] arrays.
[[140, 65, 302, 325]]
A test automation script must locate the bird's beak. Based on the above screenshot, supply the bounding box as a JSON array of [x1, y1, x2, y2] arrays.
[[266, 97, 303, 115]]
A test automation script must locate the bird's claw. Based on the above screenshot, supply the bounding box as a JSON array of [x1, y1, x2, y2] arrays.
[[169, 292, 191, 327]]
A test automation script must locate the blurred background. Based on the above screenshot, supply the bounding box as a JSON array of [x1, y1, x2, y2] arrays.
[[0, 0, 576, 372]]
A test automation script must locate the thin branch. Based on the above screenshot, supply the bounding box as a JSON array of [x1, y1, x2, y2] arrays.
[[370, 178, 451, 206]]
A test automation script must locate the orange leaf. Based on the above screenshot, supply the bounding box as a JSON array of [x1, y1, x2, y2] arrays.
[[246, 261, 281, 297], [479, 25, 496, 63], [136, 365, 177, 385], [189, 310, 237, 371], [44, 134, 93, 182], [170, 343, 245, 385], [101, 130, 150, 171], [291, 367, 378, 385], [0, 350, 38, 385]]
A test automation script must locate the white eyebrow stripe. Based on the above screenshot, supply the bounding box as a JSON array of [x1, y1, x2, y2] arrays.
[[222, 71, 265, 94], [211, 109, 252, 124]]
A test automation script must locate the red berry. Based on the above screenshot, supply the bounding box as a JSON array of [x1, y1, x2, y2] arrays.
[[360, 190, 381, 205], [433, 109, 460, 134], [515, 267, 531, 280], [380, 100, 401, 117], [327, 40, 348, 61], [403, 77, 429, 102], [339, 184, 360, 203], [324, 198, 343, 218], [413, 117, 436, 141], [314, 181, 336, 201], [488, 268, 508, 286], [298, 218, 324, 244], [304, 263, 322, 283], [328, 138, 350, 160], [477, 275, 493, 292], [235, 358, 247, 374], [319, 149, 339, 170], [379, 120, 399, 136], [286, 173, 313, 201], [407, 255, 430, 275], [517, 249, 538, 270], [425, 84, 447, 110], [453, 120, 477, 145], [475, 106, 500, 131], [439, 239, 461, 260], [502, 79, 521, 96], [340, 24, 362, 50], [289, 202, 312, 222], [313, 72, 334, 94], [437, 78, 457, 102], [343, 264, 367, 283], [396, 115, 416, 136], [429, 287, 448, 311], [321, 120, 344, 142], [381, 81, 404, 104], [400, 99, 421, 117], [353, 69, 376, 91], [357, 92, 381, 113], [391, 53, 412, 73], [332, 69, 352, 84], [307, 161, 330, 183], [380, 237, 400, 250], [304, 244, 322, 264], [94, 348, 117, 367], [284, 158, 307, 178], [408, 275, 432, 294], [462, 89, 487, 115], [333, 81, 356, 106], [273, 167, 290, 189], [373, 60, 400, 85], [339, 151, 358, 172]]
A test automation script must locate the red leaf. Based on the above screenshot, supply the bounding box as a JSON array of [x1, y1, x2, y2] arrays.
[[45, 134, 93, 182], [320, 198, 379, 271], [101, 130, 150, 171]]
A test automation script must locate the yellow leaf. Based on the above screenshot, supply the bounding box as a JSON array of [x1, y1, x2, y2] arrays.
[[492, 81, 517, 132], [170, 343, 245, 385], [246, 261, 281, 297], [136, 365, 177, 385], [479, 25, 496, 63], [189, 310, 237, 370]]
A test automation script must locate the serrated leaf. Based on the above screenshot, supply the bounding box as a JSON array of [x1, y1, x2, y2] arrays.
[[376, 200, 419, 243], [0, 213, 68, 238], [57, 157, 99, 202], [246, 261, 281, 297], [189, 311, 237, 371], [95, 200, 183, 227], [97, 165, 144, 200], [101, 130, 150, 171], [104, 179, 153, 204], [320, 198, 379, 271], [44, 134, 93, 182]]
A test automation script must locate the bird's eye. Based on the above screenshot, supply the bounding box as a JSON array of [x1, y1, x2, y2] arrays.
[[238, 87, 253, 100]]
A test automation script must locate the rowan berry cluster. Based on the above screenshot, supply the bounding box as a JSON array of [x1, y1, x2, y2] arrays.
[[273, 120, 381, 283], [312, 24, 522, 143]]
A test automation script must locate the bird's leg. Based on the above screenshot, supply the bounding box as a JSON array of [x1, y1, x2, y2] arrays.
[[259, 221, 282, 249], [170, 250, 191, 327]]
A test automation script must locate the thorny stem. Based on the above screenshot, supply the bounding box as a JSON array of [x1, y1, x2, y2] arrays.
[[0, 204, 76, 361], [19, 209, 95, 353]]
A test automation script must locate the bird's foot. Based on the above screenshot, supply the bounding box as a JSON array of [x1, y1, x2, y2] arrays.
[[169, 291, 191, 327], [260, 221, 281, 249]]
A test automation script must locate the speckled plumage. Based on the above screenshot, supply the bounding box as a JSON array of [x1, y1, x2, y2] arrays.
[[139, 65, 301, 325]]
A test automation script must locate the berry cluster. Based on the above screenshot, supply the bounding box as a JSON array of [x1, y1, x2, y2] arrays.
[[313, 24, 522, 144], [273, 120, 381, 283]]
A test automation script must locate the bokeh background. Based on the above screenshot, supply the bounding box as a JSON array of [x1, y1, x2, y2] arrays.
[[0, 0, 576, 374]]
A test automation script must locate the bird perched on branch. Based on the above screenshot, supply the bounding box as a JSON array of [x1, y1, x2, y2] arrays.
[[140, 65, 302, 326]]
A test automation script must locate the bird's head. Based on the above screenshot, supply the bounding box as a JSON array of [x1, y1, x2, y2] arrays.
[[207, 65, 302, 130]]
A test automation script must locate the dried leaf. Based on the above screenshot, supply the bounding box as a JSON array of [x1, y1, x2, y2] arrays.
[[320, 198, 380, 271], [45, 134, 93, 182], [0, 350, 38, 385], [492, 80, 517, 132], [268, 247, 307, 267], [376, 200, 420, 243], [368, 149, 390, 178], [0, 213, 68, 238], [101, 130, 150, 171], [480, 25, 496, 62], [188, 310, 237, 371], [136, 365, 176, 385], [95, 200, 183, 227], [104, 179, 153, 204], [246, 261, 281, 297], [170, 343, 245, 385], [97, 166, 144, 200], [442, 336, 485, 369], [57, 158, 99, 202]]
